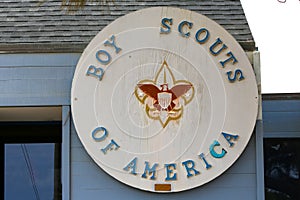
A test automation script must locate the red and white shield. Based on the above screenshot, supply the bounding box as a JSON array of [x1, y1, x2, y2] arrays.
[[158, 92, 172, 109]]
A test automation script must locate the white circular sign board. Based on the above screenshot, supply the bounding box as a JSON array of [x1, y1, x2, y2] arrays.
[[71, 7, 258, 193]]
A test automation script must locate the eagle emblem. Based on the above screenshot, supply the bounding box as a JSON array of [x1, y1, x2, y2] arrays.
[[135, 60, 194, 128]]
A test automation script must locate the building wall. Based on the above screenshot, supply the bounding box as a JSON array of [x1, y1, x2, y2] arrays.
[[0, 54, 78, 106], [0, 53, 258, 199], [262, 95, 300, 199], [70, 121, 257, 199], [263, 96, 300, 138]]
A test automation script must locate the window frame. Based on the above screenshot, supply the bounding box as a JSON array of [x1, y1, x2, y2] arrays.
[[0, 106, 70, 200], [261, 94, 300, 200], [0, 121, 62, 200]]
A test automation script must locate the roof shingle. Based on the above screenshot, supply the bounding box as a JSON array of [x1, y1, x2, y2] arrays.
[[0, 0, 255, 53]]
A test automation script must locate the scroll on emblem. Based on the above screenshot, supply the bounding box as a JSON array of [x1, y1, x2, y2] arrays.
[[135, 60, 194, 128]]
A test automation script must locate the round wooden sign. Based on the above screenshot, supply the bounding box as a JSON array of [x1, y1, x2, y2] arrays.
[[71, 7, 258, 192]]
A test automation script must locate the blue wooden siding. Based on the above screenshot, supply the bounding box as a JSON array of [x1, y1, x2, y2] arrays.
[[71, 121, 257, 199], [263, 98, 300, 138], [0, 54, 79, 106], [0, 53, 258, 199]]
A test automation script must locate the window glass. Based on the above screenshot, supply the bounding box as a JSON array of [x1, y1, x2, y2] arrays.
[[0, 122, 62, 200], [264, 138, 300, 200], [5, 143, 60, 200]]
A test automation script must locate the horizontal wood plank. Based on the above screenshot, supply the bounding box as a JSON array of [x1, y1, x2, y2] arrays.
[[263, 99, 300, 112], [0, 53, 80, 67], [263, 112, 300, 132], [0, 66, 75, 106]]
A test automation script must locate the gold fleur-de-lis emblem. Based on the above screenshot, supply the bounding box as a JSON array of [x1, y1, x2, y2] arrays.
[[135, 61, 194, 128]]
